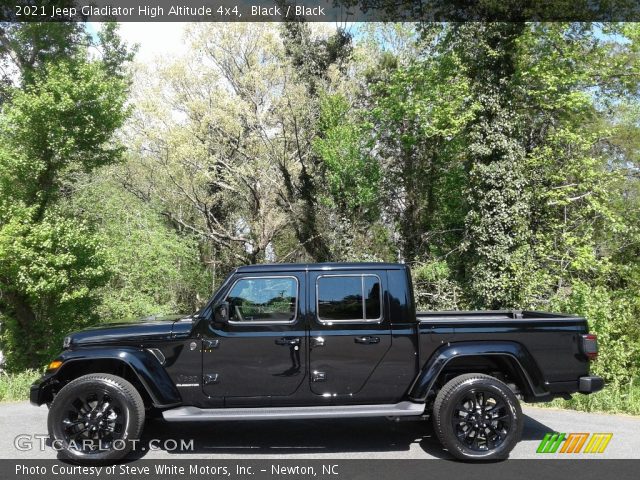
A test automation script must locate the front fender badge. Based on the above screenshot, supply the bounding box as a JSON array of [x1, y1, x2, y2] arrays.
[[189, 341, 197, 351]]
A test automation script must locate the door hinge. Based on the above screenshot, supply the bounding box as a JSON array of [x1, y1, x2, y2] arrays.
[[204, 373, 220, 385]]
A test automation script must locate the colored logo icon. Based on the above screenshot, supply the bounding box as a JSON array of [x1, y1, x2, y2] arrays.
[[536, 433, 613, 454]]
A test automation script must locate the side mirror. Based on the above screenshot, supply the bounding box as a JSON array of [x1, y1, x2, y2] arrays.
[[214, 301, 230, 323]]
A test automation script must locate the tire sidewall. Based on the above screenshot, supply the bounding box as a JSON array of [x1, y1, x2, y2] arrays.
[[437, 377, 523, 460], [48, 376, 142, 463]]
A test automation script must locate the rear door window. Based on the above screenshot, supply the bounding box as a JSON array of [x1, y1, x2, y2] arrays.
[[316, 274, 382, 323]]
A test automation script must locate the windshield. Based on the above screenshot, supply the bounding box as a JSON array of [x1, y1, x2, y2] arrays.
[[196, 269, 237, 320]]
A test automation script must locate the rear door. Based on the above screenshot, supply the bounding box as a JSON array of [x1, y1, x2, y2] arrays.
[[308, 270, 392, 397]]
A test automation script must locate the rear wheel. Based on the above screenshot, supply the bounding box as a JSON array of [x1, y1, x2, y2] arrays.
[[432, 373, 523, 461], [48, 373, 145, 463]]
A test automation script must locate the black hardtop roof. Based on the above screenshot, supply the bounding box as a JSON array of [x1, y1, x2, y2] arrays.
[[235, 262, 407, 273]]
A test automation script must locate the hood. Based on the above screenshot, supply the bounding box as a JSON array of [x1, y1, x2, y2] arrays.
[[65, 314, 194, 348]]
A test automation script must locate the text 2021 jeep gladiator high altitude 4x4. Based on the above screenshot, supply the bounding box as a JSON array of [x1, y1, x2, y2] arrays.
[[31, 262, 603, 462]]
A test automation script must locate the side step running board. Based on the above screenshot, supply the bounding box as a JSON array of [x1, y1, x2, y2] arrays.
[[162, 401, 425, 422]]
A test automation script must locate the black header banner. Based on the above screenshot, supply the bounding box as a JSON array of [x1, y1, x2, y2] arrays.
[[2, 0, 640, 22]]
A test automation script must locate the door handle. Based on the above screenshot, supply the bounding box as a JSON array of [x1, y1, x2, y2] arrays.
[[311, 336, 325, 347], [354, 336, 380, 344], [203, 339, 220, 350], [275, 337, 300, 346]]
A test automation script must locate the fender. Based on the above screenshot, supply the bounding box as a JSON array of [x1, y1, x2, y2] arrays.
[[36, 347, 181, 408], [408, 341, 549, 402]]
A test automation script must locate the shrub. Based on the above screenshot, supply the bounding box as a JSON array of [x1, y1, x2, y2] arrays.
[[0, 369, 41, 402]]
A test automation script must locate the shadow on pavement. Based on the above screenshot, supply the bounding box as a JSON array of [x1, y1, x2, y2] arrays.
[[129, 413, 554, 459], [522, 414, 554, 441], [49, 412, 554, 461], [130, 417, 453, 459]]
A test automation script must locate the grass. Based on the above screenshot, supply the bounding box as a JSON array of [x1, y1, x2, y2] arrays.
[[532, 381, 640, 416], [0, 369, 41, 402]]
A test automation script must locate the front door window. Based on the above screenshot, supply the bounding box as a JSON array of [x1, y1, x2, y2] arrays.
[[227, 276, 298, 324]]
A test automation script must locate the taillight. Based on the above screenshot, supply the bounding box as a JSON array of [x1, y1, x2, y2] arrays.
[[581, 333, 598, 360]]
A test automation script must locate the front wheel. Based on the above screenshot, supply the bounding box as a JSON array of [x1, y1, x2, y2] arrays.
[[47, 373, 145, 463], [432, 373, 523, 461]]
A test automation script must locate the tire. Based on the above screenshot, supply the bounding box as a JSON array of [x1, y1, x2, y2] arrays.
[[47, 373, 145, 463], [432, 373, 523, 461]]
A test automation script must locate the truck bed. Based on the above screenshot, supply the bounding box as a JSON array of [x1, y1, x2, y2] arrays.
[[415, 309, 590, 395]]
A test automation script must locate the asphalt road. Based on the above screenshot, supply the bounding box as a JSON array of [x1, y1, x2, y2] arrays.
[[1, 401, 638, 460]]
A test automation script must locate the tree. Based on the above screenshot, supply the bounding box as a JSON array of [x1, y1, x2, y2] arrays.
[[313, 92, 380, 221], [277, 20, 354, 262], [124, 24, 293, 271], [124, 23, 356, 273], [367, 24, 472, 263], [450, 23, 532, 309], [0, 23, 131, 369], [66, 171, 211, 321]]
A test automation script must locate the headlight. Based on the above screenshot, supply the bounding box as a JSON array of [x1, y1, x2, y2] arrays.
[[63, 336, 71, 349]]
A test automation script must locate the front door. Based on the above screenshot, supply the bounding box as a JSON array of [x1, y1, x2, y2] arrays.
[[202, 273, 307, 405], [308, 270, 392, 397]]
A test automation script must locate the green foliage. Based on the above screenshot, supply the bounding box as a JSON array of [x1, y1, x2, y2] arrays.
[[0, 23, 131, 370], [0, 209, 109, 368], [550, 282, 640, 385], [541, 381, 640, 416], [362, 24, 474, 264], [96, 23, 137, 80], [314, 93, 380, 219], [0, 20, 87, 88], [0, 60, 127, 217], [67, 174, 211, 321], [323, 220, 397, 264], [412, 261, 464, 311], [451, 23, 532, 309], [0, 210, 108, 308], [0, 369, 42, 403], [280, 21, 352, 94]]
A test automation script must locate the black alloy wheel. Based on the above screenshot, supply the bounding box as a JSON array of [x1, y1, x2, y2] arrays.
[[432, 373, 523, 460], [60, 391, 125, 452], [48, 374, 145, 463], [452, 388, 512, 451]]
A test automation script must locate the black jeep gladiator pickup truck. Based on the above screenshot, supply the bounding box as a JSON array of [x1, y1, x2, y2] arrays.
[[31, 262, 603, 462]]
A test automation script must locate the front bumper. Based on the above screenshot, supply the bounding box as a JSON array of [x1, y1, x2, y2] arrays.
[[578, 375, 605, 393], [30, 375, 56, 406]]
